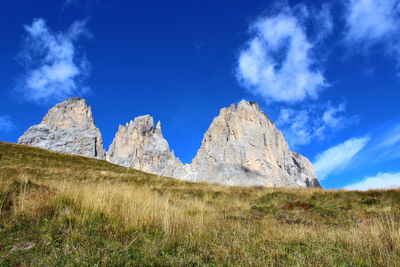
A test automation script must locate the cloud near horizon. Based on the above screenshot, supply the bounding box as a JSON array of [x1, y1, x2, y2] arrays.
[[345, 172, 400, 190], [313, 136, 370, 180], [312, 122, 400, 183], [15, 18, 90, 105], [236, 6, 329, 103]]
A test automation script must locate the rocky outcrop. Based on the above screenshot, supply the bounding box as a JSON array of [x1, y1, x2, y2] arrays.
[[19, 97, 321, 188], [189, 100, 320, 187], [107, 115, 189, 178], [18, 97, 106, 159]]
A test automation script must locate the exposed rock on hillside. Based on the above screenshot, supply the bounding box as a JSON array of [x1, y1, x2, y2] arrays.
[[19, 97, 320, 188], [107, 115, 189, 178], [190, 100, 320, 187], [18, 97, 106, 159]]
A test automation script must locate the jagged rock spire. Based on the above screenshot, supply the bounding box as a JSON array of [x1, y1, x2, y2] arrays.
[[107, 115, 189, 178], [19, 98, 320, 188], [190, 100, 320, 187], [18, 97, 106, 159]]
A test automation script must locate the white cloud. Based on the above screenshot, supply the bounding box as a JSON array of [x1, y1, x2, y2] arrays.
[[315, 4, 334, 40], [322, 103, 346, 128], [277, 108, 312, 146], [236, 7, 328, 103], [313, 137, 370, 180], [344, 0, 400, 65], [345, 172, 400, 190], [365, 123, 400, 162], [376, 123, 400, 148], [0, 115, 16, 132], [345, 0, 399, 42], [326, 122, 400, 174], [15, 18, 90, 104], [277, 102, 357, 147], [295, 3, 334, 42]]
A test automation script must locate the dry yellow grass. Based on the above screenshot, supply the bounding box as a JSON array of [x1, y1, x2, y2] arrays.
[[1, 141, 400, 266]]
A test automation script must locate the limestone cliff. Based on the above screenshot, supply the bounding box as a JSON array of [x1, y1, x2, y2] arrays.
[[189, 100, 320, 187], [107, 115, 189, 178], [18, 97, 106, 159], [19, 98, 320, 188]]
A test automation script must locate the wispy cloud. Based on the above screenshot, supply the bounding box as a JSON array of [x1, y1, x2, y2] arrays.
[[63, 0, 99, 10], [312, 122, 400, 182], [345, 172, 400, 191], [236, 4, 360, 147], [15, 18, 91, 105], [277, 102, 358, 147], [277, 108, 312, 146], [312, 4, 334, 42], [360, 122, 400, 163], [375, 123, 400, 148], [344, 0, 400, 66], [322, 103, 347, 128], [313, 137, 370, 180], [0, 115, 16, 132], [236, 6, 330, 103], [344, 0, 399, 42]]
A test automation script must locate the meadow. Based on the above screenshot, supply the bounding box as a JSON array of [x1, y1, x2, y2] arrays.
[[0, 141, 399, 266]]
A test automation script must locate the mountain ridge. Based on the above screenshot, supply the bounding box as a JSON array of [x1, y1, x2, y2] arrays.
[[18, 97, 320, 188]]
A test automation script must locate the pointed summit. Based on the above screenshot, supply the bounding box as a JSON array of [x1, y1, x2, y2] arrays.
[[19, 98, 320, 188], [156, 121, 162, 131], [18, 97, 106, 159], [190, 99, 320, 187], [107, 115, 188, 178], [41, 98, 94, 129]]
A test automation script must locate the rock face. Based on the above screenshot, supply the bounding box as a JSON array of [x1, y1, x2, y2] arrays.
[[189, 100, 320, 187], [18, 97, 106, 159], [19, 97, 320, 188], [107, 115, 189, 178]]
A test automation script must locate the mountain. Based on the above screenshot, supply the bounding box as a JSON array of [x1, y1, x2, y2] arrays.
[[18, 97, 320, 187], [190, 100, 320, 187], [18, 97, 106, 159], [107, 115, 189, 178]]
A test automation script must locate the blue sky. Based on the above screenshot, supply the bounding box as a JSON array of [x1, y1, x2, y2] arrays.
[[1, 0, 399, 190]]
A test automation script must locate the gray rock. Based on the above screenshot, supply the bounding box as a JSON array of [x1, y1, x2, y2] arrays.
[[107, 100, 320, 188], [18, 97, 106, 159], [10, 242, 35, 252], [189, 100, 320, 187], [19, 97, 320, 188], [107, 115, 189, 178]]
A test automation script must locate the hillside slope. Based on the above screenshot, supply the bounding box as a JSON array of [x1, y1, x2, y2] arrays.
[[0, 142, 399, 266]]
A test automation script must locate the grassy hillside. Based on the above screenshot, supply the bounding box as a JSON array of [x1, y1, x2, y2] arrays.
[[0, 142, 399, 266]]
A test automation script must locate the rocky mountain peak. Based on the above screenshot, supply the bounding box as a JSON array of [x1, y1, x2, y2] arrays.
[[156, 121, 162, 131], [107, 115, 188, 178], [190, 99, 320, 187], [19, 98, 320, 188], [42, 97, 96, 130], [18, 97, 106, 159]]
